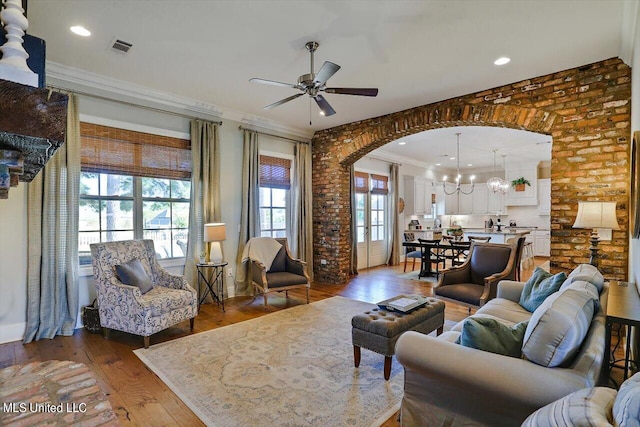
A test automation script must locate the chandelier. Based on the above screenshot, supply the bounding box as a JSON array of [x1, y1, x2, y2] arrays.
[[487, 149, 506, 193], [443, 133, 475, 195], [499, 155, 510, 194]]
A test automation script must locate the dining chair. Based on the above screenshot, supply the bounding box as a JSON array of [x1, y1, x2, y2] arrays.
[[467, 236, 491, 243], [418, 238, 446, 278], [403, 232, 421, 272]]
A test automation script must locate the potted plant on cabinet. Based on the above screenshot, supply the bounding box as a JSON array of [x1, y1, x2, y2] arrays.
[[511, 177, 531, 192]]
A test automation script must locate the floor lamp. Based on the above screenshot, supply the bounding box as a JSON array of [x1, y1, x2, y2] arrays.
[[572, 202, 619, 267], [204, 223, 226, 264]]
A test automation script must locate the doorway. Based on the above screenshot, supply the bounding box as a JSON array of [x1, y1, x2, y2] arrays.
[[356, 192, 388, 269]]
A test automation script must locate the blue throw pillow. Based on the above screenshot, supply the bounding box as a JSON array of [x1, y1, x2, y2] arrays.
[[456, 316, 529, 358], [519, 267, 567, 312], [115, 259, 154, 294]]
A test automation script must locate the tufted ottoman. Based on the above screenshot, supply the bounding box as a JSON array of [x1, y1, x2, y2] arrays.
[[352, 297, 445, 380]]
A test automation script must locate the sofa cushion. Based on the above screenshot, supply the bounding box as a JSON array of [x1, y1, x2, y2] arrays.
[[115, 258, 154, 294], [562, 263, 606, 294], [476, 298, 532, 325], [614, 372, 640, 427], [521, 387, 616, 427], [522, 281, 599, 368], [519, 267, 566, 312], [456, 316, 528, 358]]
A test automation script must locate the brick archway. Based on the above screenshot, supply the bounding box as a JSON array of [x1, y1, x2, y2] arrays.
[[312, 58, 631, 284]]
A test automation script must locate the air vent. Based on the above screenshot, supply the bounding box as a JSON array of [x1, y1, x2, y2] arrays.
[[109, 38, 133, 54]]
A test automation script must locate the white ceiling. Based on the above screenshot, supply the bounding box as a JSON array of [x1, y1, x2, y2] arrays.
[[26, 0, 629, 169]]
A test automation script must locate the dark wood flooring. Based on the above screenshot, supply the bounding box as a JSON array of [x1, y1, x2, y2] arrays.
[[2, 257, 621, 426]]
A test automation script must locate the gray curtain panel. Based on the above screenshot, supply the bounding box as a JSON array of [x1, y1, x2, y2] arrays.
[[234, 129, 260, 295], [349, 164, 358, 275], [24, 93, 80, 343], [387, 163, 400, 265], [184, 120, 220, 298], [292, 142, 313, 279]]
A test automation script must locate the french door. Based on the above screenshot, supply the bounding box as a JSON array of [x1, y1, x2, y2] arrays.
[[356, 192, 388, 269]]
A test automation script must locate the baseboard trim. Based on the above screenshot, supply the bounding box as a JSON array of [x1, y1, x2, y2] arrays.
[[0, 322, 26, 344]]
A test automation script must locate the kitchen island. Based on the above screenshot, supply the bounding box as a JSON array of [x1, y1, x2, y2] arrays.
[[462, 228, 532, 244]]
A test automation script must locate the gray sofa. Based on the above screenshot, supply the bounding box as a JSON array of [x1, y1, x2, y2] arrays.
[[395, 264, 608, 427]]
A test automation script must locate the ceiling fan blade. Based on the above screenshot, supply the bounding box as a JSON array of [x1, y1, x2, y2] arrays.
[[313, 61, 341, 86], [314, 95, 336, 116], [263, 93, 304, 110], [250, 78, 297, 89], [325, 87, 379, 97]]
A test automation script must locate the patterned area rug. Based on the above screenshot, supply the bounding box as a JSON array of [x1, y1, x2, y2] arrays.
[[134, 296, 404, 427]]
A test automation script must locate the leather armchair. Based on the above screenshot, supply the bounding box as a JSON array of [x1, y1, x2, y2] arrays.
[[250, 238, 310, 306], [90, 239, 198, 348], [434, 242, 517, 309]]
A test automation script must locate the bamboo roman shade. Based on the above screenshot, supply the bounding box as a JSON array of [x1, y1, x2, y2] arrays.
[[259, 155, 291, 189], [354, 171, 369, 193], [370, 174, 389, 195], [80, 123, 191, 179]]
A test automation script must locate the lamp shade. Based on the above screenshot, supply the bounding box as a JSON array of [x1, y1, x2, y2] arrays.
[[572, 202, 620, 230], [204, 223, 226, 242]]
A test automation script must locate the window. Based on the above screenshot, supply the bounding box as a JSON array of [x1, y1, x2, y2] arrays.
[[259, 155, 291, 238], [78, 123, 191, 265]]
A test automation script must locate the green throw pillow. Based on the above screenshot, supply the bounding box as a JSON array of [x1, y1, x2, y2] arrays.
[[456, 317, 529, 358], [519, 267, 567, 312]]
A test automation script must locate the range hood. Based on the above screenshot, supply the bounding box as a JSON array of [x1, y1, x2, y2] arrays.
[[0, 79, 68, 198]]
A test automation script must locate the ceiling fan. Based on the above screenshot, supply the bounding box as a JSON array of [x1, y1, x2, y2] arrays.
[[250, 41, 378, 117]]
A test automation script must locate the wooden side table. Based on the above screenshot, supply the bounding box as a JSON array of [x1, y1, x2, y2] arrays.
[[606, 280, 640, 384], [196, 262, 228, 312]]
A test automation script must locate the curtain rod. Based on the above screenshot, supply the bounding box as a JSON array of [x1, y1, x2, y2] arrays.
[[238, 126, 310, 145], [47, 85, 223, 125]]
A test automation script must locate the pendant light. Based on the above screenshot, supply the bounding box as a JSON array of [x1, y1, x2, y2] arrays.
[[443, 133, 475, 195], [486, 149, 506, 193]]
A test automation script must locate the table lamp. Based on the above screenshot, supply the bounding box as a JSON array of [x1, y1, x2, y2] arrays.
[[572, 202, 619, 267], [204, 223, 226, 264]]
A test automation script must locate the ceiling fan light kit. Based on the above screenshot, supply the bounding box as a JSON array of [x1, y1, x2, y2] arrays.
[[250, 41, 378, 121]]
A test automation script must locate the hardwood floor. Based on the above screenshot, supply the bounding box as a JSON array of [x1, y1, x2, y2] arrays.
[[0, 257, 556, 426]]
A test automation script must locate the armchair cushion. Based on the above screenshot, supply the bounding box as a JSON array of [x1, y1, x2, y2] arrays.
[[115, 259, 154, 294], [456, 316, 529, 358], [522, 281, 599, 368], [519, 267, 566, 312], [522, 387, 616, 427], [269, 246, 287, 272], [613, 370, 640, 426], [436, 283, 484, 306], [265, 271, 309, 288], [144, 286, 197, 316]]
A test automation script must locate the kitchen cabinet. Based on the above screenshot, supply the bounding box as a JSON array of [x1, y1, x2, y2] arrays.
[[537, 178, 551, 215], [404, 176, 435, 217], [533, 230, 550, 256], [487, 190, 508, 215], [471, 185, 488, 214], [458, 185, 473, 214], [505, 165, 538, 206]]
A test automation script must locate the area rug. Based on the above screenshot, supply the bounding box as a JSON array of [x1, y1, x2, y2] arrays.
[[397, 270, 438, 282], [134, 296, 404, 427]]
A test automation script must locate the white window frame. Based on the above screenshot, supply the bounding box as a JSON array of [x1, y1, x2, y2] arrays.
[[259, 151, 294, 238]]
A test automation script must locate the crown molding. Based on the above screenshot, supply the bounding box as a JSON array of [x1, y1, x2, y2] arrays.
[[619, 0, 639, 66], [45, 61, 314, 139]]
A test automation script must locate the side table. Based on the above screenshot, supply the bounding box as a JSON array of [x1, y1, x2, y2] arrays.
[[606, 280, 640, 384], [197, 262, 228, 312]]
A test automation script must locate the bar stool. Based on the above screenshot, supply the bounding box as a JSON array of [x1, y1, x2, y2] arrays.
[[522, 241, 535, 268]]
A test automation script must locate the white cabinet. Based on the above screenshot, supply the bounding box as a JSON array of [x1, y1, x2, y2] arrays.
[[458, 185, 474, 214], [537, 178, 551, 215], [472, 185, 488, 214], [487, 190, 508, 215], [404, 176, 435, 217], [534, 230, 550, 257], [505, 165, 538, 206], [443, 183, 458, 214]]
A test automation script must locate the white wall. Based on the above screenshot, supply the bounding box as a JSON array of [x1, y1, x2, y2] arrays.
[[0, 94, 298, 344], [630, 3, 640, 285]]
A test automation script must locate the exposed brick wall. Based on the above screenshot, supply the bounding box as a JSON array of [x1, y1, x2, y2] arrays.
[[312, 58, 631, 283]]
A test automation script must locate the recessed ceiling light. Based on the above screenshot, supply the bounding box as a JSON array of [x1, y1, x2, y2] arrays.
[[70, 26, 91, 37], [435, 163, 441, 166], [398, 141, 406, 145], [467, 163, 473, 167], [494, 57, 510, 66], [450, 157, 456, 160]]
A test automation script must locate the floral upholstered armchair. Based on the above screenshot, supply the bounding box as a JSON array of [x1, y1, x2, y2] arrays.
[[90, 239, 198, 348]]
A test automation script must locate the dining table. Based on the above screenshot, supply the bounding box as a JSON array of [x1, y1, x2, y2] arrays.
[[402, 239, 471, 278]]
